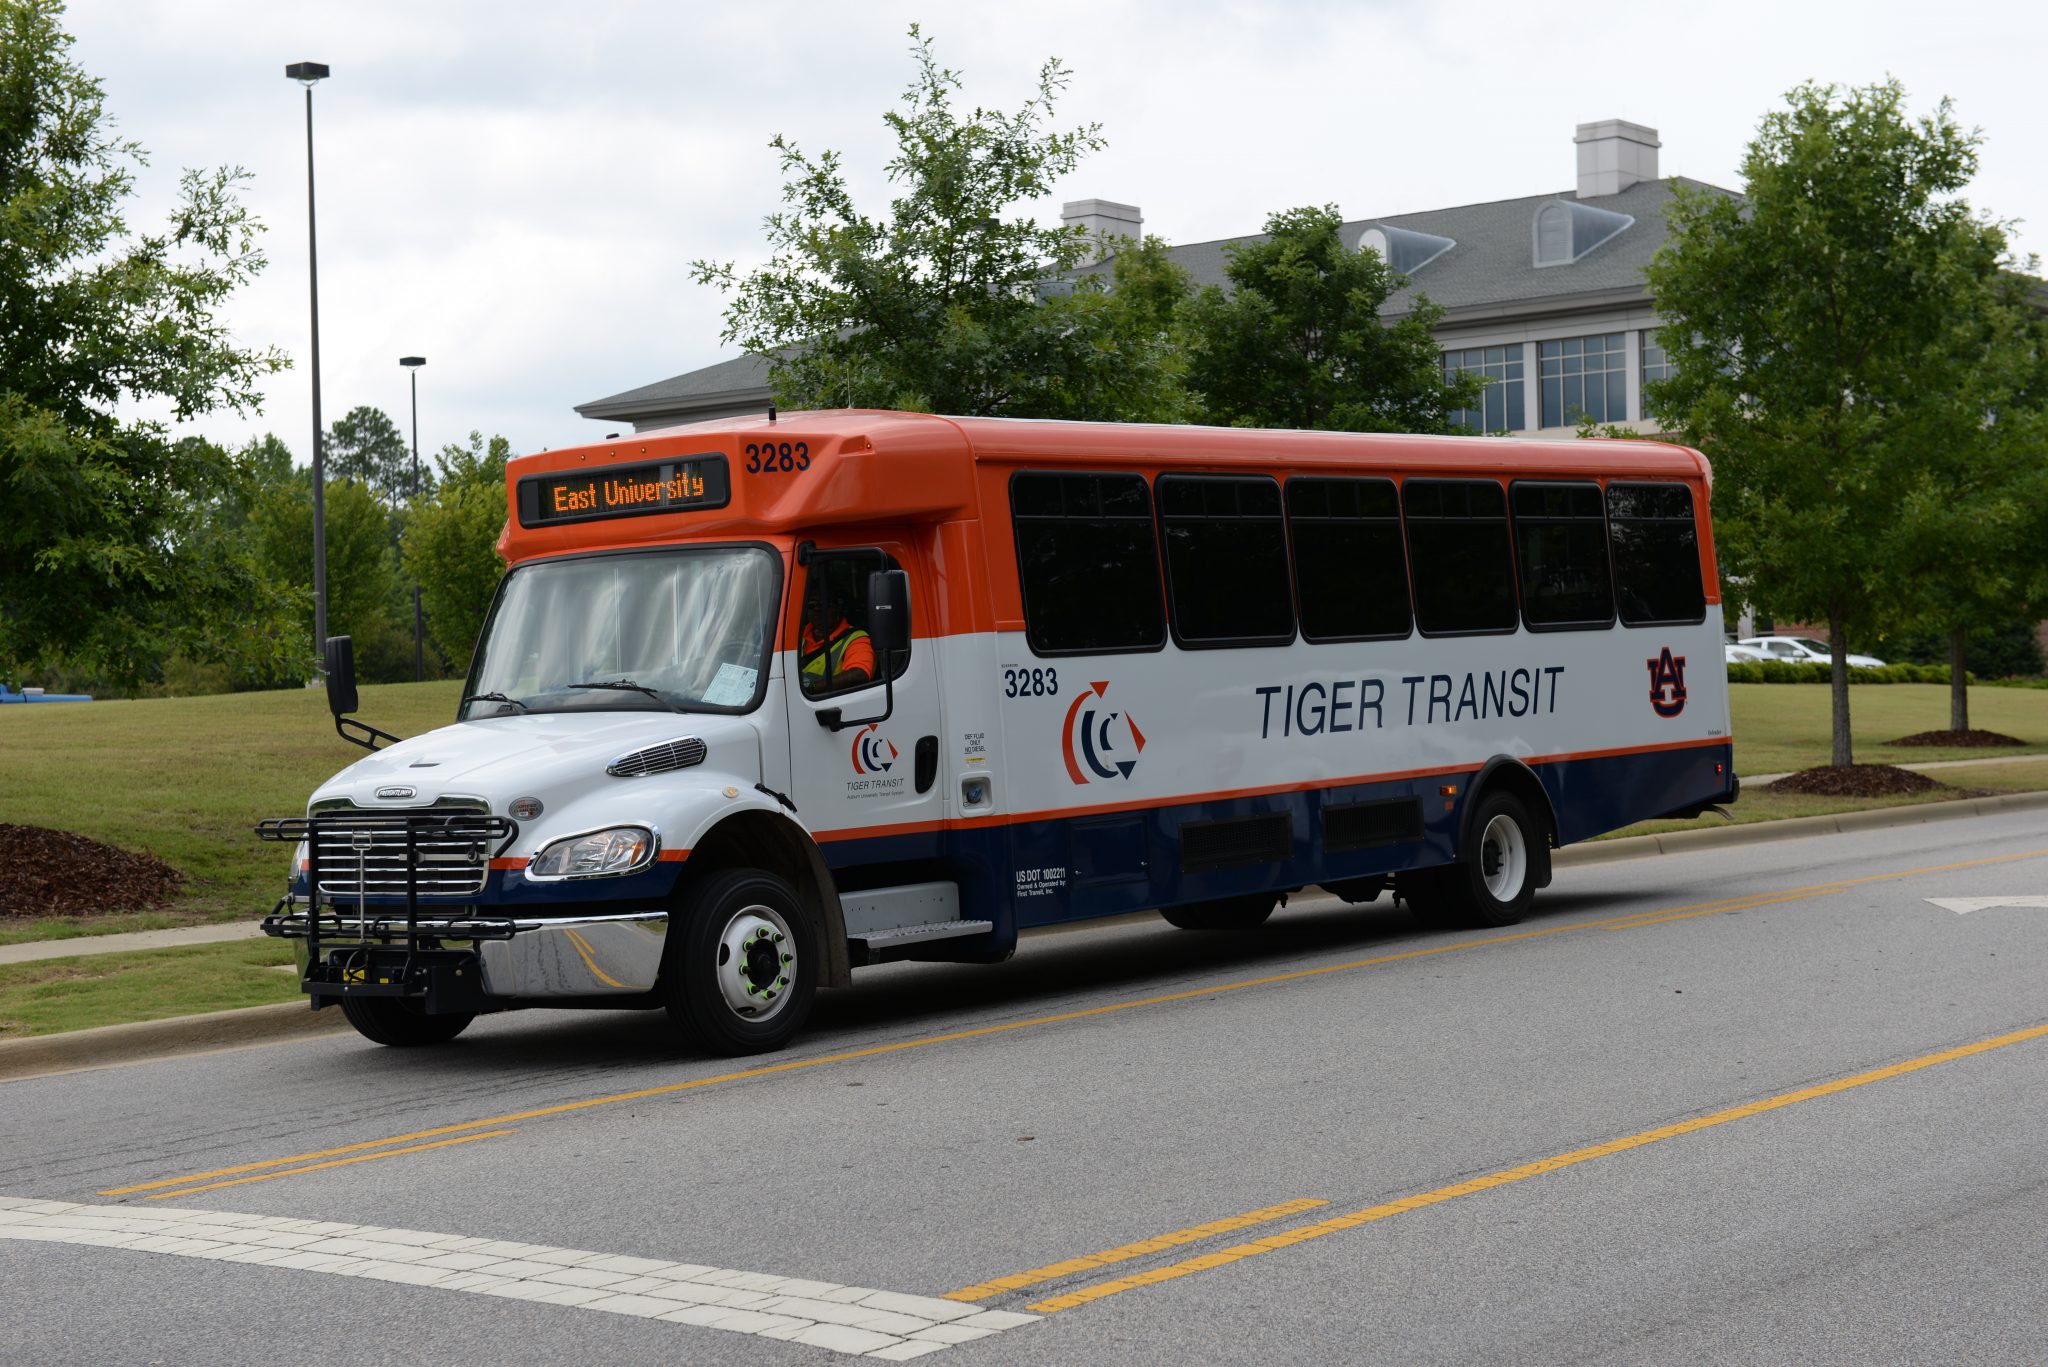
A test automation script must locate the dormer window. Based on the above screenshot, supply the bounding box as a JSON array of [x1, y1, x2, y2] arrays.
[[1358, 225, 1455, 276], [1532, 200, 1634, 267]]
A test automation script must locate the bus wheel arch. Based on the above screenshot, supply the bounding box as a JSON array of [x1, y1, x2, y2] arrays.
[[1463, 757, 1555, 891], [674, 810, 850, 990]]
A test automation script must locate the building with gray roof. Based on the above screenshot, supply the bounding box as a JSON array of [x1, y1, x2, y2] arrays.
[[576, 119, 1725, 438]]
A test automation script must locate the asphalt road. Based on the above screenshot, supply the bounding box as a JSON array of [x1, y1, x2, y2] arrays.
[[5, 808, 2048, 1365]]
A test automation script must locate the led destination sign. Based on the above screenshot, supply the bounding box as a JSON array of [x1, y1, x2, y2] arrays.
[[517, 454, 731, 528]]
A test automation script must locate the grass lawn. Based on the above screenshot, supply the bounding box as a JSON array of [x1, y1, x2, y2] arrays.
[[0, 937, 302, 1038], [1730, 683, 2048, 774], [1606, 756, 2048, 841], [0, 681, 463, 943]]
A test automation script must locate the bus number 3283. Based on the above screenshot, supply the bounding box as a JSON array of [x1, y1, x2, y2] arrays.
[[1003, 667, 1059, 698]]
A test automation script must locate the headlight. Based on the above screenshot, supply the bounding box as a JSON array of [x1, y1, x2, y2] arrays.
[[528, 826, 656, 880]]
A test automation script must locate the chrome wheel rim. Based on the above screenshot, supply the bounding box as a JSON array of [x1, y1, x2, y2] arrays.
[[715, 902, 797, 1021], [1479, 814, 1528, 902]]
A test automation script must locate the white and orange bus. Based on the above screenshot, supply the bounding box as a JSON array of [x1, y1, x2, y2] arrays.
[[264, 411, 1736, 1054]]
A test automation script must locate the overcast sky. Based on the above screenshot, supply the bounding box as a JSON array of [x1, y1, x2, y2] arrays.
[[64, 0, 2048, 465]]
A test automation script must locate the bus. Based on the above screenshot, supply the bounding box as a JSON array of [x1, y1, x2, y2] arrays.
[[262, 411, 1736, 1055]]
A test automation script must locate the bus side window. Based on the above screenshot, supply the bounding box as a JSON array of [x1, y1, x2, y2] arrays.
[[1402, 479, 1518, 635], [1607, 483, 1706, 625], [1010, 471, 1166, 656], [1511, 481, 1615, 630], [799, 548, 909, 698], [1156, 475, 1294, 648], [1285, 477, 1412, 642]]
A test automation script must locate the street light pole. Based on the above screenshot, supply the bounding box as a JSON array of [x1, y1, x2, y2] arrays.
[[286, 62, 332, 662], [401, 356, 426, 681]]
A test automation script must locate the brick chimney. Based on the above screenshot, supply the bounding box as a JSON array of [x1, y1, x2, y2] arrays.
[[1574, 120, 1660, 198]]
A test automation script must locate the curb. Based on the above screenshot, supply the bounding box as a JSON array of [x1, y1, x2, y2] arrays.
[[1557, 789, 2048, 867], [6, 789, 2045, 1082], [0, 1001, 348, 1084]]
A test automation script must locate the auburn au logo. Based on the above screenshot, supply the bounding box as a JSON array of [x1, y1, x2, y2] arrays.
[[1647, 647, 1688, 718], [1061, 681, 1147, 784]]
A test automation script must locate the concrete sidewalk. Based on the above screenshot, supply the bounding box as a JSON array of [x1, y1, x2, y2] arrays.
[[0, 920, 266, 967]]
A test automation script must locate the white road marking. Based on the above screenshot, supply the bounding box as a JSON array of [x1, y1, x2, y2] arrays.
[[1924, 896, 2048, 914], [0, 1195, 1034, 1358]]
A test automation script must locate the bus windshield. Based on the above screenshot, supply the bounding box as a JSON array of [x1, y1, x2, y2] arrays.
[[463, 547, 780, 718]]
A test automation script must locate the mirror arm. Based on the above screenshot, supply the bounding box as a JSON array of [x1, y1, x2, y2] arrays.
[[815, 673, 893, 731], [334, 714, 403, 752]]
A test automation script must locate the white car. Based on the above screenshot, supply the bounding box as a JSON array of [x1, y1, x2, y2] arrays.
[[1724, 642, 1766, 663], [1735, 636, 1886, 668]]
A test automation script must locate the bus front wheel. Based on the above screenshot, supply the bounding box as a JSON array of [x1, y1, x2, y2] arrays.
[[663, 868, 818, 1056], [1159, 892, 1278, 931], [338, 996, 474, 1048], [1409, 791, 1537, 929]]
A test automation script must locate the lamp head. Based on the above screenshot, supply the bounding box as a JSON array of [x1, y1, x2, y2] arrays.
[[400, 356, 426, 369], [285, 62, 330, 87]]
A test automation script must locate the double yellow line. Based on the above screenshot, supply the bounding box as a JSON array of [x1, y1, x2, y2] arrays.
[[104, 846, 2048, 1203]]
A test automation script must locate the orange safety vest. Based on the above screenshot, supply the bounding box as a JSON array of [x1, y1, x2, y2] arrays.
[[800, 619, 875, 686]]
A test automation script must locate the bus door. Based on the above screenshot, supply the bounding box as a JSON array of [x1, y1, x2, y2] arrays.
[[782, 541, 946, 857]]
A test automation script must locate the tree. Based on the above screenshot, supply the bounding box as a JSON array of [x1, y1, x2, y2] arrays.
[[1180, 205, 1479, 432], [1645, 81, 2039, 766], [326, 405, 420, 511], [692, 26, 1188, 422], [250, 474, 409, 684], [0, 0, 293, 688], [401, 432, 514, 670]]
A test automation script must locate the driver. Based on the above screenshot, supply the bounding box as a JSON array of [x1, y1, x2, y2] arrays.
[[799, 575, 875, 694]]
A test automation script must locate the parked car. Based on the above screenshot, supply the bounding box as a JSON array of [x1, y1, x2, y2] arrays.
[[1734, 637, 1886, 668], [1724, 643, 1767, 663]]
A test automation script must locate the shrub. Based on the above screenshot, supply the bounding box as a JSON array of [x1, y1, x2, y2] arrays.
[[1725, 661, 1960, 685]]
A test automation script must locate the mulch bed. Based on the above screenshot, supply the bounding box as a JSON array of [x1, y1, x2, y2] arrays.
[[1766, 765, 1945, 798], [1887, 729, 2025, 748], [0, 824, 183, 918]]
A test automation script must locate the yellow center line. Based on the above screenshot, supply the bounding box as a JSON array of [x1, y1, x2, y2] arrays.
[[144, 1130, 516, 1201], [100, 845, 2048, 1198], [1028, 1018, 2048, 1312], [944, 1198, 1330, 1302], [562, 928, 626, 989]]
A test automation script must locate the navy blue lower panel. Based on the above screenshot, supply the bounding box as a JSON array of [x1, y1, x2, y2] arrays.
[[818, 743, 1734, 938]]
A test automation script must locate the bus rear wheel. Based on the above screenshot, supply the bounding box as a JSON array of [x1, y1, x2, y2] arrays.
[[1408, 791, 1538, 929], [338, 996, 474, 1048], [1159, 892, 1278, 931], [663, 868, 817, 1056]]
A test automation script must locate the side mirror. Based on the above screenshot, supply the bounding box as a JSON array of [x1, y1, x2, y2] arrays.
[[323, 636, 359, 716], [867, 569, 909, 665], [322, 635, 402, 752]]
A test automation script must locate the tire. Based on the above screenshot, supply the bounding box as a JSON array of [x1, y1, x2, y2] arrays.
[[338, 996, 474, 1048], [1409, 791, 1539, 929], [663, 868, 818, 1056], [1159, 891, 1279, 931]]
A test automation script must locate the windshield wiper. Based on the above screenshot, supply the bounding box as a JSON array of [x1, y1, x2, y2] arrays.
[[461, 691, 529, 713], [564, 679, 688, 712]]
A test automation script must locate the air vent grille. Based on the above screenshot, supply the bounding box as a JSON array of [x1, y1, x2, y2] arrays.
[[606, 736, 707, 778], [1179, 812, 1292, 874], [1324, 797, 1424, 853]]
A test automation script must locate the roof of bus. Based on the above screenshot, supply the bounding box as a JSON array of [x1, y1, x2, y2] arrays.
[[498, 410, 1710, 564]]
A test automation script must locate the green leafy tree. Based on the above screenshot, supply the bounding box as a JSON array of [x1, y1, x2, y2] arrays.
[[1645, 80, 2039, 766], [250, 474, 408, 684], [692, 26, 1188, 422], [0, 0, 292, 688], [326, 405, 421, 511], [401, 432, 514, 670], [1181, 205, 1479, 432]]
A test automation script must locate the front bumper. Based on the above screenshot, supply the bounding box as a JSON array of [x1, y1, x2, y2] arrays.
[[263, 909, 669, 1003]]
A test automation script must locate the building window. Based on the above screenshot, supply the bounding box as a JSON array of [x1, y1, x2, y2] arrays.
[[1011, 472, 1166, 656], [1443, 345, 1525, 433], [1539, 334, 1627, 427], [1640, 333, 1671, 419], [1157, 475, 1295, 647]]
